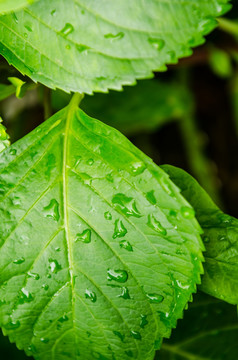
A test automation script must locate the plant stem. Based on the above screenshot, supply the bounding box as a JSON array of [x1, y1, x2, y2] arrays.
[[69, 92, 84, 109], [218, 18, 238, 38], [43, 86, 52, 120]]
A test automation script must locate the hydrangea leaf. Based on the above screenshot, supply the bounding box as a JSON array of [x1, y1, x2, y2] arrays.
[[0, 117, 10, 152], [0, 0, 232, 94], [0, 97, 203, 360], [162, 165, 238, 306], [0, 0, 38, 13]]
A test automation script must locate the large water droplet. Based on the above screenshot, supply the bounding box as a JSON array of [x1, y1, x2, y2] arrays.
[[43, 199, 60, 221], [60, 23, 74, 36], [113, 219, 127, 239], [113, 330, 125, 342], [75, 229, 91, 243], [140, 314, 148, 328], [107, 269, 128, 283], [146, 293, 164, 304], [85, 289, 97, 303], [112, 193, 141, 218], [119, 240, 133, 252], [130, 330, 141, 340], [181, 206, 195, 219], [104, 32, 124, 41], [146, 190, 156, 205], [4, 320, 21, 330], [13, 257, 25, 265], [129, 161, 146, 176], [147, 214, 167, 235], [48, 259, 62, 273], [148, 37, 165, 50], [118, 287, 130, 299], [19, 288, 34, 304], [176, 280, 190, 290]]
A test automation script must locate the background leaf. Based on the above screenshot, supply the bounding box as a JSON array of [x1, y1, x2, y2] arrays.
[[0, 0, 231, 93], [162, 165, 238, 306], [0, 100, 203, 359], [0, 0, 38, 13]]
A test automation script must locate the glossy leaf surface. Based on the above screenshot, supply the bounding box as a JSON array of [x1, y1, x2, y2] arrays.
[[0, 0, 38, 13], [0, 99, 203, 359], [0, 0, 231, 93], [162, 165, 238, 306]]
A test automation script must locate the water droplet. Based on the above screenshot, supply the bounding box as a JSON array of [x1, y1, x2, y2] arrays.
[[75, 229, 91, 243], [12, 12, 18, 23], [77, 44, 91, 54], [113, 219, 127, 239], [125, 350, 133, 358], [148, 37, 165, 50], [27, 272, 40, 280], [40, 337, 49, 344], [19, 288, 34, 304], [140, 314, 148, 328], [24, 23, 33, 32], [43, 199, 60, 221], [58, 314, 69, 323], [65, 44, 71, 50], [119, 239, 133, 252], [55, 247, 61, 252], [42, 284, 49, 291], [181, 206, 195, 219], [13, 257, 25, 265], [87, 158, 94, 166], [107, 269, 128, 283], [159, 176, 175, 196], [51, 9, 56, 16], [48, 259, 62, 273], [146, 190, 156, 205], [218, 235, 226, 242], [4, 320, 21, 330], [104, 32, 124, 41], [167, 50, 177, 62], [60, 23, 74, 36], [146, 293, 164, 304], [85, 289, 97, 303], [176, 280, 190, 290], [112, 193, 141, 218], [147, 214, 167, 235], [104, 211, 112, 220], [129, 161, 146, 176], [118, 287, 130, 299], [198, 17, 217, 34], [28, 344, 37, 353], [9, 148, 17, 155], [130, 330, 141, 340], [113, 330, 125, 342]]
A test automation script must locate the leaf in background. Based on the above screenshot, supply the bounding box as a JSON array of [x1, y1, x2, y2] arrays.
[[162, 165, 238, 306], [157, 292, 238, 360], [0, 117, 10, 152], [0, 0, 38, 13], [0, 83, 15, 101], [0, 96, 203, 360], [0, 0, 231, 93]]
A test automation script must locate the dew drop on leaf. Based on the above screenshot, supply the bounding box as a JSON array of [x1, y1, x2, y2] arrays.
[[58, 314, 69, 323], [27, 272, 40, 280], [19, 288, 34, 304], [13, 257, 25, 265], [140, 314, 148, 328], [130, 330, 142, 340], [40, 337, 49, 344], [118, 287, 130, 299], [43, 199, 60, 221], [60, 23, 74, 36], [9, 148, 17, 155], [112, 193, 141, 218], [42, 284, 49, 291], [104, 32, 124, 41], [146, 293, 164, 304], [3, 320, 21, 330], [48, 259, 62, 273], [113, 330, 125, 342], [147, 214, 167, 235], [87, 158, 94, 166], [104, 211, 112, 220], [146, 190, 157, 205], [77, 44, 91, 54], [113, 219, 127, 239], [119, 240, 133, 252], [107, 269, 128, 283], [176, 280, 190, 290], [128, 161, 146, 176], [148, 37, 165, 50], [181, 206, 195, 219], [75, 229, 91, 243], [85, 289, 97, 303]]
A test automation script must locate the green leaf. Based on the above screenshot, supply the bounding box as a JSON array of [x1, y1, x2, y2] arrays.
[[0, 97, 203, 359], [0, 0, 232, 93], [162, 165, 238, 306], [0, 83, 15, 101], [157, 292, 238, 360], [0, 117, 10, 152], [0, 0, 38, 13]]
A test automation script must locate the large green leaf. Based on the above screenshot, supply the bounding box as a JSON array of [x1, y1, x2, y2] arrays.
[[0, 0, 38, 13], [157, 292, 238, 359], [0, 96, 203, 360], [162, 165, 238, 306], [0, 0, 231, 93]]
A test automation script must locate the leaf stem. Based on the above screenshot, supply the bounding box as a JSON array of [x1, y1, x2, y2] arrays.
[[69, 92, 84, 109], [218, 18, 238, 38]]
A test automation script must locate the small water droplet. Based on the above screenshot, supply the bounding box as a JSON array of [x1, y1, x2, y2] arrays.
[[130, 330, 141, 340], [60, 23, 74, 36], [218, 235, 226, 241], [146, 293, 164, 304], [113, 330, 125, 342], [85, 289, 97, 303], [147, 214, 167, 235], [28, 344, 37, 353], [140, 314, 148, 328], [129, 161, 146, 176], [19, 288, 34, 304], [104, 211, 112, 220], [107, 269, 128, 283], [40, 337, 49, 344], [13, 257, 25, 265], [112, 193, 141, 218], [55, 247, 61, 252], [24, 23, 33, 32], [87, 158, 94, 166], [65, 44, 71, 50], [9, 148, 17, 155], [27, 272, 40, 280], [48, 259, 62, 273], [3, 320, 21, 330], [118, 287, 130, 299], [113, 219, 127, 239], [42, 284, 49, 291], [77, 44, 91, 54], [58, 314, 69, 323], [12, 12, 18, 23], [181, 206, 195, 219], [148, 37, 165, 50], [119, 240, 133, 252], [43, 199, 60, 221], [104, 32, 124, 41], [146, 190, 156, 205], [75, 229, 91, 243], [51, 9, 56, 16], [106, 173, 114, 182]]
